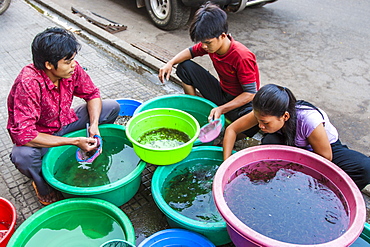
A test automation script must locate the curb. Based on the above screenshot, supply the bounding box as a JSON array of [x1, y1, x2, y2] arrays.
[[34, 0, 182, 86]]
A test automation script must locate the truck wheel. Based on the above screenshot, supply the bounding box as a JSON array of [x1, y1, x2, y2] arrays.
[[145, 0, 191, 30], [0, 0, 11, 15]]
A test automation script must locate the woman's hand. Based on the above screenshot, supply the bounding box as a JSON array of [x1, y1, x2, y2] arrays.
[[223, 112, 258, 160]]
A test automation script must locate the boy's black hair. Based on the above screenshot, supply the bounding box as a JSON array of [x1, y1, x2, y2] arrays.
[[189, 2, 228, 43], [31, 27, 81, 70]]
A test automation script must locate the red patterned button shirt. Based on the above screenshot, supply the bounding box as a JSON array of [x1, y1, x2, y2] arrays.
[[7, 62, 100, 146]]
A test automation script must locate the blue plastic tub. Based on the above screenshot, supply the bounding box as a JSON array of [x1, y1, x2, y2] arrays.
[[137, 229, 215, 247], [116, 98, 142, 116]]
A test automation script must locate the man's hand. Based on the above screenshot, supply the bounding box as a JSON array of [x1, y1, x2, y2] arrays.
[[77, 137, 98, 152], [88, 122, 100, 137]]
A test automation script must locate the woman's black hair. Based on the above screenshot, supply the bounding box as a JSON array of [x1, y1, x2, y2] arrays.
[[252, 84, 297, 146], [253, 84, 323, 146], [31, 27, 81, 70], [189, 2, 228, 43]]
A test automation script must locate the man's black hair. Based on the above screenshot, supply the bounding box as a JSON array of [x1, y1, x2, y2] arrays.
[[189, 2, 228, 43], [31, 27, 81, 70]]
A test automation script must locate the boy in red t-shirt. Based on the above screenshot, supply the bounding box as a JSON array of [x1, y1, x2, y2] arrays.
[[159, 2, 260, 136]]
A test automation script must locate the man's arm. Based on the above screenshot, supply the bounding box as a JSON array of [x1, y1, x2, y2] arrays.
[[158, 48, 192, 83], [86, 97, 102, 137], [25, 132, 98, 151]]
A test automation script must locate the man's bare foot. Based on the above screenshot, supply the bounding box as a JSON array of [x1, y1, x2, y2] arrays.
[[32, 182, 63, 205]]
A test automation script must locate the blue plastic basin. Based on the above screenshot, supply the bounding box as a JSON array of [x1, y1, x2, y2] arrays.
[[137, 229, 215, 247]]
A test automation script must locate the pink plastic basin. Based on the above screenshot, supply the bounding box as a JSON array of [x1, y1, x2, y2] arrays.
[[213, 145, 366, 247], [0, 197, 17, 247]]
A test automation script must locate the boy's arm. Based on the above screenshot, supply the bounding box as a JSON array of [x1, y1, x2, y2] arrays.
[[158, 48, 192, 83], [209, 91, 255, 120]]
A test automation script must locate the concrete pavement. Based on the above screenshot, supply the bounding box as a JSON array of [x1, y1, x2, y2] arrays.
[[1, 0, 369, 246]]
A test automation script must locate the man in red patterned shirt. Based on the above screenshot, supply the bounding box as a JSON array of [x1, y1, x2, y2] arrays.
[[7, 27, 120, 205], [158, 2, 260, 137]]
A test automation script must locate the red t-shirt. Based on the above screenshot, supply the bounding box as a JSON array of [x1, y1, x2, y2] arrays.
[[7, 62, 100, 146], [190, 36, 260, 96]]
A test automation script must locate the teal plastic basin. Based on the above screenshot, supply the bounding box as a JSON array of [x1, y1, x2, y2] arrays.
[[151, 146, 231, 246], [7, 198, 135, 247], [42, 124, 146, 206], [351, 222, 370, 246], [134, 94, 225, 146]]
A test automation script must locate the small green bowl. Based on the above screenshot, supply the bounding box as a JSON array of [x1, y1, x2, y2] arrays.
[[126, 108, 200, 165]]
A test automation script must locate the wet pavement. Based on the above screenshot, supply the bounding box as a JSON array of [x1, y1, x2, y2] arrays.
[[0, 0, 369, 246]]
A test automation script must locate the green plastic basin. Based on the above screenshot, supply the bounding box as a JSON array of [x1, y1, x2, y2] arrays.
[[7, 198, 135, 247], [126, 108, 200, 165], [151, 146, 231, 245], [134, 94, 225, 146], [42, 124, 146, 206]]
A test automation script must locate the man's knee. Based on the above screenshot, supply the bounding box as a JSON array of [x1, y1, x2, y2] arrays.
[[101, 99, 120, 123], [10, 146, 42, 177]]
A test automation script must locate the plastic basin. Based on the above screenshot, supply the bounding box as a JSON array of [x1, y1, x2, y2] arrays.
[[134, 94, 225, 146], [42, 124, 146, 206], [213, 145, 366, 247], [0, 197, 16, 247], [137, 228, 215, 247], [151, 146, 231, 245], [126, 108, 200, 165], [116, 98, 142, 116], [101, 239, 136, 247], [6, 198, 135, 247]]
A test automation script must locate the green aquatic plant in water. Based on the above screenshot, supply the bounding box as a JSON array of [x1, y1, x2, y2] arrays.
[[163, 162, 223, 223], [137, 128, 190, 149]]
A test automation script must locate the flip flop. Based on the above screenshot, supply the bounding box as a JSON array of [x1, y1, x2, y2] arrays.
[[32, 181, 61, 206]]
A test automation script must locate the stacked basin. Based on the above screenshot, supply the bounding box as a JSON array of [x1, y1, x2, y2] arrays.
[[151, 146, 231, 245], [126, 108, 200, 165], [134, 94, 226, 146]]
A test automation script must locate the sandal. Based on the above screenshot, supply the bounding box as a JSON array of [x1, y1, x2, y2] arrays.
[[32, 181, 62, 206]]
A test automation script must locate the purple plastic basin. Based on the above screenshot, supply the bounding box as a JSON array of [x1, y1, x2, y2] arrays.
[[213, 145, 366, 247]]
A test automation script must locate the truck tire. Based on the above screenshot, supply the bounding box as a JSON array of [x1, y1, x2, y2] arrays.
[[145, 0, 191, 30], [0, 0, 11, 15]]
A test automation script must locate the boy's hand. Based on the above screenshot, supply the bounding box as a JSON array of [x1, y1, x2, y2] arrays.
[[159, 63, 173, 83]]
